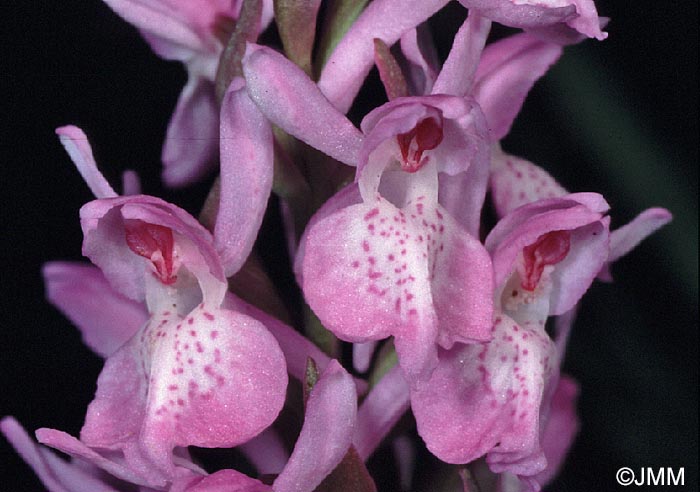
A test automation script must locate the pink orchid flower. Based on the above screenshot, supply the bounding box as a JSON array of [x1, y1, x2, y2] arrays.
[[100, 0, 273, 187], [3, 360, 356, 492], [25, 125, 287, 488], [411, 188, 669, 489], [242, 44, 494, 385], [411, 193, 611, 485]]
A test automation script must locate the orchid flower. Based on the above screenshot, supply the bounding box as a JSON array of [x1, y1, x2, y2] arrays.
[[26, 125, 288, 488], [410, 192, 611, 486], [100, 0, 273, 187], [411, 185, 670, 489], [3, 361, 357, 492], [243, 44, 494, 385]]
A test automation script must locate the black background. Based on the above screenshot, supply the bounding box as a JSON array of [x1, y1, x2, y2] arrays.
[[1, 1, 697, 491]]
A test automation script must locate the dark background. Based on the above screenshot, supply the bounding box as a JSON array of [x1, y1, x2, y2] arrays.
[[1, 1, 697, 491]]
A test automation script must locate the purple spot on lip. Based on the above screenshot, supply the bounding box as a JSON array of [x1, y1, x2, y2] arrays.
[[364, 208, 379, 221]]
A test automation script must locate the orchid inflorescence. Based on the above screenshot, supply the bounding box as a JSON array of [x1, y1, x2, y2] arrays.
[[3, 1, 672, 491]]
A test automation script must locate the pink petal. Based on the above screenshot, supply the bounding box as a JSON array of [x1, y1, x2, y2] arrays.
[[473, 33, 563, 141], [242, 44, 363, 166], [56, 126, 118, 199], [216, 78, 273, 277], [273, 360, 356, 492], [412, 314, 556, 471], [431, 13, 491, 98], [437, 152, 491, 237], [81, 305, 287, 476], [489, 151, 568, 218], [548, 217, 609, 314], [353, 365, 410, 460], [1, 417, 120, 492], [608, 207, 672, 265], [317, 0, 450, 113], [35, 427, 165, 488], [162, 76, 219, 188], [42, 262, 147, 357]]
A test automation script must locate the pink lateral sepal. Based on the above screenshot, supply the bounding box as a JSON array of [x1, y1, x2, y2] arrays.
[[42, 262, 147, 357]]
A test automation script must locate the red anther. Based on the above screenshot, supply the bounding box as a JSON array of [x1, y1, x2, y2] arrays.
[[124, 220, 177, 285], [396, 117, 444, 172], [520, 230, 571, 291]]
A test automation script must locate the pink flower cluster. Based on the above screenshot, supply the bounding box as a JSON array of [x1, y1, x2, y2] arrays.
[[3, 1, 670, 491]]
